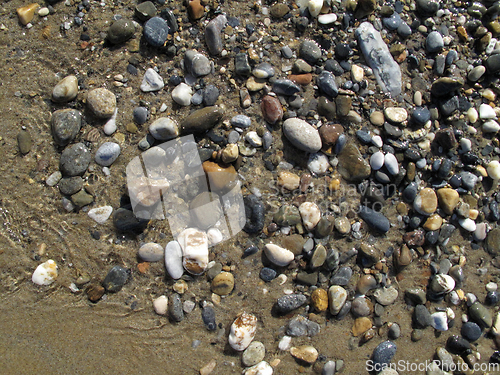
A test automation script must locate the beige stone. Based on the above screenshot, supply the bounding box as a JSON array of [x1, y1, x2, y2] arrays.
[[423, 213, 443, 231], [437, 188, 460, 215], [277, 171, 300, 190], [290, 345, 318, 364], [352, 317, 373, 336], [17, 3, 38, 25]]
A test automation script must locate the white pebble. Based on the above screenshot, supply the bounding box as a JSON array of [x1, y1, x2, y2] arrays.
[[384, 153, 399, 175], [482, 120, 500, 133], [171, 83, 193, 106], [299, 202, 321, 230], [307, 0, 323, 17], [474, 222, 488, 241], [460, 138, 472, 152], [431, 312, 448, 331], [487, 160, 500, 180], [459, 217, 476, 232], [307, 153, 329, 175], [159, 103, 167, 112], [467, 107, 478, 123], [38, 7, 50, 16], [153, 295, 168, 315], [246, 131, 262, 147], [207, 227, 223, 245], [228, 312, 257, 351], [264, 244, 294, 267], [165, 240, 184, 279], [370, 151, 385, 170], [278, 335, 292, 351], [183, 300, 196, 313], [138, 242, 164, 262], [479, 103, 497, 119], [371, 135, 383, 148], [242, 361, 273, 375], [46, 171, 62, 186], [88, 206, 113, 224], [140, 68, 164, 92], [486, 282, 498, 292], [103, 108, 118, 135], [318, 13, 337, 25], [32, 259, 58, 286]]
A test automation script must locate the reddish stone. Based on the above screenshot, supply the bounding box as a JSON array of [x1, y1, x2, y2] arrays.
[[261, 95, 283, 124], [289, 73, 313, 85], [403, 229, 425, 247], [319, 124, 344, 145]]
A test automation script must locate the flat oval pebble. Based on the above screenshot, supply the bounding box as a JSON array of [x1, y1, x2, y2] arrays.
[[384, 153, 399, 175], [370, 151, 385, 170], [95, 142, 120, 167], [165, 241, 184, 279], [102, 265, 129, 293], [242, 341, 265, 367], [261, 95, 283, 124], [138, 242, 164, 262], [144, 16, 169, 47], [211, 271, 234, 295], [358, 206, 390, 233], [372, 341, 397, 370], [283, 118, 322, 153], [231, 114, 251, 128], [328, 285, 347, 315], [290, 345, 318, 364], [107, 19, 135, 44], [88, 206, 113, 224]]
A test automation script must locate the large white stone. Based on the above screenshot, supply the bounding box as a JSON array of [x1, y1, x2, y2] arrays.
[[299, 202, 321, 230], [242, 361, 273, 375], [264, 244, 294, 266], [282, 118, 322, 153], [140, 68, 164, 92], [177, 228, 209, 275], [153, 295, 168, 315], [228, 312, 257, 351], [32, 259, 58, 286], [171, 83, 193, 106], [88, 206, 113, 224], [479, 103, 496, 119]]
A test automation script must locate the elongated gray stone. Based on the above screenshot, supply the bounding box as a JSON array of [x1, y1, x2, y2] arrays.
[[355, 22, 402, 97]]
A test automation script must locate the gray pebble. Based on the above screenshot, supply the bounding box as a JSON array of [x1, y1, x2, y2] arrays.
[[169, 293, 184, 322], [205, 15, 227, 55], [372, 340, 397, 370], [95, 142, 121, 167], [58, 176, 83, 195], [287, 315, 320, 336], [272, 79, 301, 96], [426, 31, 444, 53], [299, 40, 322, 64], [203, 84, 219, 106], [138, 242, 164, 262], [242, 341, 265, 367], [143, 16, 169, 47], [60, 142, 91, 176], [276, 294, 307, 313], [133, 107, 148, 125], [51, 109, 82, 147], [317, 71, 339, 98], [102, 265, 129, 292]]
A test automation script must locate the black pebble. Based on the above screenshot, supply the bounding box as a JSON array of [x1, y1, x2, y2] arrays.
[[461, 322, 482, 342], [260, 267, 277, 282], [102, 265, 129, 293], [202, 305, 217, 331], [243, 195, 265, 234]]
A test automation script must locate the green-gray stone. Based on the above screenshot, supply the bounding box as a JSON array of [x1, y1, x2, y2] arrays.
[[317, 96, 337, 120], [335, 95, 352, 117], [59, 176, 83, 195], [17, 130, 32, 155], [180, 106, 223, 135], [273, 205, 301, 226], [431, 77, 464, 97], [135, 1, 157, 21], [486, 228, 500, 256], [310, 244, 327, 268], [468, 302, 492, 328], [71, 189, 94, 207], [107, 19, 135, 44], [296, 271, 318, 286], [51, 109, 82, 147], [314, 217, 334, 238], [337, 143, 371, 182]]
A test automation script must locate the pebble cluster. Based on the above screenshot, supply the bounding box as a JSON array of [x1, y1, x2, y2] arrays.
[[15, 0, 500, 372]]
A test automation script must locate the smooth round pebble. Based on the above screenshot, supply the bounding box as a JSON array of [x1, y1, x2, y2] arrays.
[[95, 142, 120, 167], [138, 242, 164, 262]]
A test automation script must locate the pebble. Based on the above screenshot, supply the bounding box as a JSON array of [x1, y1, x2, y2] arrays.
[[32, 259, 58, 286], [135, 1, 156, 21], [149, 117, 179, 141], [282, 118, 321, 153], [337, 143, 371, 182], [242, 361, 273, 375], [168, 293, 184, 322], [133, 107, 148, 125], [426, 31, 444, 53], [140, 68, 164, 92], [17, 130, 32, 155], [461, 322, 482, 341], [468, 65, 486, 82], [144, 16, 169, 47], [172, 83, 193, 106], [318, 13, 337, 24], [311, 288, 329, 312], [205, 15, 227, 55], [259, 267, 277, 282], [414, 188, 438, 216], [483, 120, 500, 133], [317, 71, 339, 98], [180, 106, 223, 135], [299, 40, 321, 64], [138, 242, 164, 262], [165, 241, 183, 279], [88, 206, 113, 224], [272, 79, 301, 96], [328, 285, 347, 315], [373, 286, 398, 305], [264, 244, 294, 266], [46, 171, 62, 187], [153, 295, 168, 315], [358, 206, 391, 233], [178, 228, 208, 275], [228, 312, 257, 351], [430, 274, 456, 294], [203, 85, 219, 106], [431, 311, 448, 331], [59, 143, 91, 176], [17, 3, 38, 26], [242, 341, 266, 367], [107, 19, 135, 44], [231, 115, 251, 129], [242, 194, 265, 233], [352, 317, 373, 336], [211, 271, 234, 296], [102, 265, 129, 292], [261, 95, 283, 125], [488, 161, 500, 180], [95, 142, 120, 167], [86, 88, 116, 118], [52, 75, 78, 103], [277, 294, 307, 313], [413, 304, 432, 328], [384, 107, 408, 123], [287, 315, 320, 336], [299, 202, 321, 231], [202, 304, 217, 331], [290, 345, 318, 364], [469, 301, 493, 328], [372, 341, 397, 371], [185, 50, 211, 77], [384, 153, 399, 175]]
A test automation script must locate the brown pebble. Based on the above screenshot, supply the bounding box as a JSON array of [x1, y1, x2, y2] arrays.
[[395, 244, 412, 268], [396, 202, 408, 215], [300, 173, 312, 192], [290, 345, 318, 364], [17, 3, 39, 25], [17, 130, 32, 154], [211, 271, 234, 295], [137, 262, 150, 273], [289, 73, 313, 85], [202, 161, 237, 191], [319, 124, 343, 145], [278, 171, 300, 190], [437, 188, 460, 215], [356, 274, 378, 295], [187, 0, 204, 20], [403, 229, 425, 247], [311, 288, 328, 312], [423, 214, 443, 231], [261, 95, 283, 124], [86, 284, 105, 302], [352, 317, 373, 337]]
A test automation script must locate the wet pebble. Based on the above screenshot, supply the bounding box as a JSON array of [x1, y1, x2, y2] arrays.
[[462, 322, 482, 341], [102, 265, 129, 293], [144, 16, 169, 47], [372, 341, 397, 370], [140, 68, 164, 92], [60, 143, 91, 176], [86, 88, 116, 118], [277, 294, 307, 313], [95, 142, 120, 167]]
